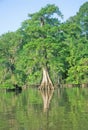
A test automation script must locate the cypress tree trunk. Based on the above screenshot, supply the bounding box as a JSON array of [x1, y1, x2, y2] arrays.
[[39, 67, 54, 90]]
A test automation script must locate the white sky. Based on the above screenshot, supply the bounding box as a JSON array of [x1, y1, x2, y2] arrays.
[[0, 0, 87, 35]]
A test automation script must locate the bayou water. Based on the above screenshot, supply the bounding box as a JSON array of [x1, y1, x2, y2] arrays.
[[0, 87, 88, 130]]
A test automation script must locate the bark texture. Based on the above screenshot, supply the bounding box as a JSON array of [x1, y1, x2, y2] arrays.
[[39, 67, 54, 90]]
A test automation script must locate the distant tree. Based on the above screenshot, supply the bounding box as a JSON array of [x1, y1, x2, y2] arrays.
[[67, 2, 88, 38], [0, 32, 22, 85]]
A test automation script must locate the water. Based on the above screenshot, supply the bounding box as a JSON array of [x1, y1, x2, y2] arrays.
[[0, 87, 88, 130]]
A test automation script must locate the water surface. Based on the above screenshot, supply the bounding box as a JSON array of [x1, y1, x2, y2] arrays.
[[0, 87, 88, 130]]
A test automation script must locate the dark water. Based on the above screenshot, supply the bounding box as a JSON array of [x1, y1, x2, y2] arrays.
[[0, 87, 88, 130]]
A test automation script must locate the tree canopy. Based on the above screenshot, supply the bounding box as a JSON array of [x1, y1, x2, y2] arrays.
[[0, 2, 88, 88]]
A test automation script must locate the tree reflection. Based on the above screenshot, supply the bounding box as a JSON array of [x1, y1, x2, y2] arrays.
[[39, 88, 54, 112]]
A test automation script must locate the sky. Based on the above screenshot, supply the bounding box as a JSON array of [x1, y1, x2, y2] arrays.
[[0, 0, 87, 35]]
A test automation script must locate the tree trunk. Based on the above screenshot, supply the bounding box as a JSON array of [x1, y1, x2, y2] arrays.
[[39, 67, 54, 90]]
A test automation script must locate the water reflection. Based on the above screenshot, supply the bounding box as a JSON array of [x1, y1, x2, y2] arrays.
[[6, 88, 22, 95], [39, 89, 54, 112], [0, 87, 88, 130], [6, 84, 22, 95]]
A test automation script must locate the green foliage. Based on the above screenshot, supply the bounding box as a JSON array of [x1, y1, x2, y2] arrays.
[[67, 2, 88, 38], [0, 2, 88, 87]]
